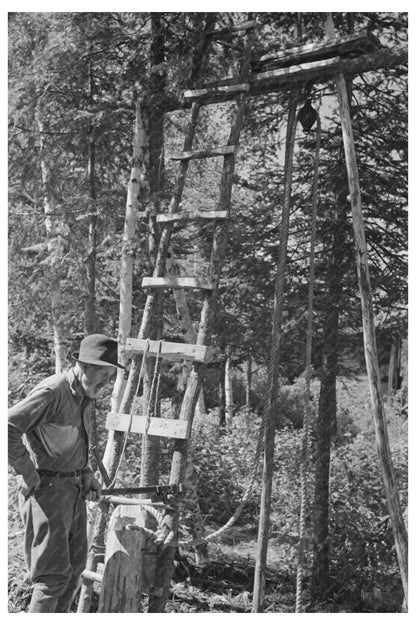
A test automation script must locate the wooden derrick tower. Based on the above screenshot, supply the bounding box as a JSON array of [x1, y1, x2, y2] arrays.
[[77, 14, 407, 613]]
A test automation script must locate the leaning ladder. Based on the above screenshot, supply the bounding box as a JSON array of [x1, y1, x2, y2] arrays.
[[78, 17, 257, 613]]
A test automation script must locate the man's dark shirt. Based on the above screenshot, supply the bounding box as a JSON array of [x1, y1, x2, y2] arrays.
[[8, 368, 93, 478]]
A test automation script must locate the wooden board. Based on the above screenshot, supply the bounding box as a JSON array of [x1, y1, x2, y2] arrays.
[[184, 84, 249, 100], [252, 30, 380, 71], [125, 337, 213, 363], [170, 145, 236, 160], [106, 412, 190, 439], [156, 209, 228, 222], [142, 276, 213, 290], [209, 19, 258, 36]]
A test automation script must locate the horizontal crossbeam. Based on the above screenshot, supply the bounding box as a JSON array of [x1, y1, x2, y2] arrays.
[[106, 412, 191, 439], [156, 210, 228, 222], [125, 337, 213, 363], [142, 276, 213, 290], [170, 145, 236, 160], [251, 29, 380, 71], [208, 19, 258, 37]]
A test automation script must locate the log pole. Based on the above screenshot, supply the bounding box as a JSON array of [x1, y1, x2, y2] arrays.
[[326, 12, 408, 608]]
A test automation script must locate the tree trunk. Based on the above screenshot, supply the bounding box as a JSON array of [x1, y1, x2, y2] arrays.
[[326, 12, 408, 606], [218, 361, 226, 431], [84, 56, 98, 336], [225, 354, 234, 427], [311, 174, 348, 597], [36, 101, 67, 373], [387, 335, 400, 396], [245, 351, 253, 408], [400, 338, 408, 410], [110, 97, 148, 413], [79, 93, 149, 616]]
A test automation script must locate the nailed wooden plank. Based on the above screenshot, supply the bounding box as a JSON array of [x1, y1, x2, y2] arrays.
[[156, 210, 228, 222], [106, 412, 190, 439], [252, 30, 380, 71], [142, 276, 213, 290], [209, 19, 258, 36], [184, 83, 249, 100], [170, 145, 236, 160], [125, 337, 213, 363], [252, 57, 340, 84]]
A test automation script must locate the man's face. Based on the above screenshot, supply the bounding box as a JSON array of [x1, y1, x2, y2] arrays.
[[80, 364, 116, 398]]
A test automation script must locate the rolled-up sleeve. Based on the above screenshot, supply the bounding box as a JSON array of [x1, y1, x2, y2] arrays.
[[8, 388, 55, 475]]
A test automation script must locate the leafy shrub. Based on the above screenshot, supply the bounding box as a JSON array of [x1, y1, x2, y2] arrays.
[[190, 411, 262, 524], [328, 431, 407, 607]]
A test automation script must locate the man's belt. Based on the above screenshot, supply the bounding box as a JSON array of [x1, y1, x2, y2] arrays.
[[38, 469, 83, 478]]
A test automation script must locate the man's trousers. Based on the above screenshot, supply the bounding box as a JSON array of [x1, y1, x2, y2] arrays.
[[19, 472, 88, 612]]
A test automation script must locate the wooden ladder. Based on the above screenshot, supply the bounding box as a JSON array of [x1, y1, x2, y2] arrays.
[[77, 16, 257, 613]]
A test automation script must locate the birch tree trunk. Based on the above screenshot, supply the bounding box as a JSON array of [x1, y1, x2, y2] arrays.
[[36, 101, 67, 373], [84, 56, 98, 336], [225, 354, 234, 427], [109, 96, 148, 413], [245, 351, 252, 409]]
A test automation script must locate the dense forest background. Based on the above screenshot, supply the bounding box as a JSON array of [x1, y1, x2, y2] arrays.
[[8, 12, 408, 613]]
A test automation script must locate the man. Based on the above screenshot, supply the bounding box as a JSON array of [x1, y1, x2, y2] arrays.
[[8, 334, 124, 613]]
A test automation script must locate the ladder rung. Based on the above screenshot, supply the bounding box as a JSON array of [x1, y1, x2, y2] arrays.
[[170, 145, 236, 160], [100, 495, 169, 507], [156, 210, 228, 223], [125, 338, 213, 363], [82, 570, 103, 584], [210, 19, 258, 37], [142, 277, 213, 290], [184, 84, 249, 100], [106, 412, 190, 440]]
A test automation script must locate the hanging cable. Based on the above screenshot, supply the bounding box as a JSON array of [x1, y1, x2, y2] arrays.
[[295, 114, 321, 613], [145, 340, 163, 436]]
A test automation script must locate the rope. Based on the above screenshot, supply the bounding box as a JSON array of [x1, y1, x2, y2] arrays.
[[295, 115, 321, 613], [106, 339, 151, 490], [253, 87, 299, 613], [145, 340, 163, 436]]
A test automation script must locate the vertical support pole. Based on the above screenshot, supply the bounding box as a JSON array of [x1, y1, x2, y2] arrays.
[[252, 89, 298, 612], [326, 12, 408, 608]]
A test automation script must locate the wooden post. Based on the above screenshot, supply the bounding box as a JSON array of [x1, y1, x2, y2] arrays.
[[326, 12, 408, 608], [98, 505, 147, 613], [252, 88, 298, 612]]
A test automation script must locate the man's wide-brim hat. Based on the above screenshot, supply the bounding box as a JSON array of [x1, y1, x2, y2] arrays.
[[73, 334, 125, 369]]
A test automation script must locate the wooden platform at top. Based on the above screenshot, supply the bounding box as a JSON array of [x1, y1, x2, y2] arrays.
[[251, 29, 380, 72], [180, 32, 408, 106], [125, 337, 213, 363]]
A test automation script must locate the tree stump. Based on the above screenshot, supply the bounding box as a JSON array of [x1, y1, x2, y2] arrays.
[[98, 504, 146, 613]]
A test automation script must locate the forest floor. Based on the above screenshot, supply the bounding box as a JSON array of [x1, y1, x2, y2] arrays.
[[7, 377, 406, 613], [7, 486, 397, 614]]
